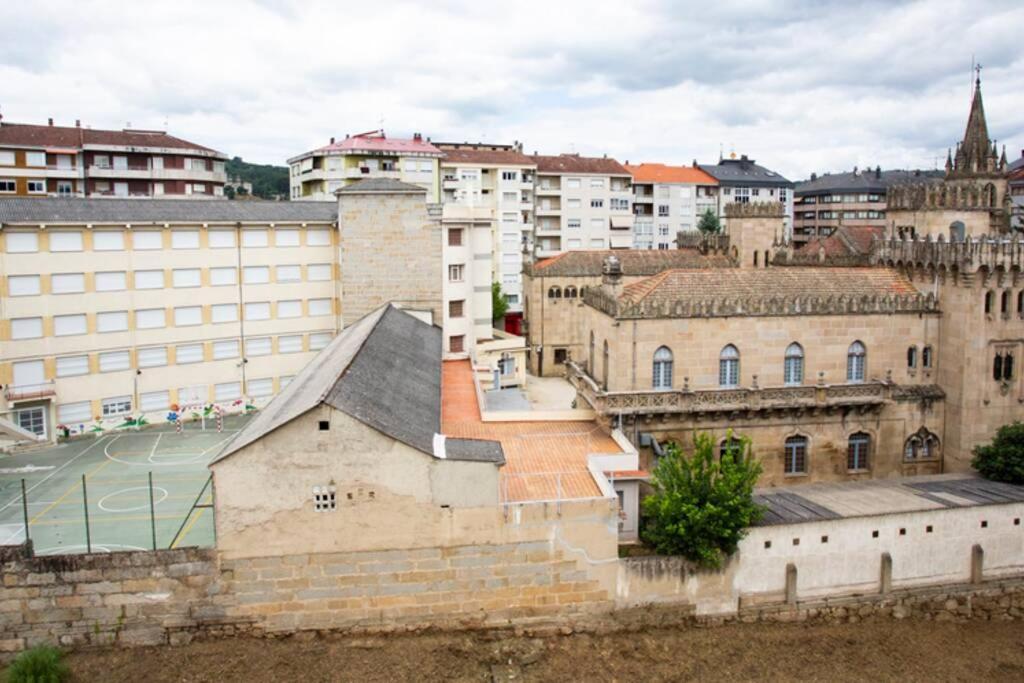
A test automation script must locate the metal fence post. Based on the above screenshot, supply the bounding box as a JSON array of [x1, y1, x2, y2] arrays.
[[21, 479, 31, 551], [81, 474, 91, 553], [148, 471, 157, 550]]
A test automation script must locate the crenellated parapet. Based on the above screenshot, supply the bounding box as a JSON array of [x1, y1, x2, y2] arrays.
[[724, 201, 785, 219], [674, 231, 731, 255], [887, 180, 1007, 213], [871, 234, 1024, 276]]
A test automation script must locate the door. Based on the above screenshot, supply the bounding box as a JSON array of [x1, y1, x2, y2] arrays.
[[114, 182, 128, 197], [56, 154, 72, 169], [13, 360, 45, 391], [113, 155, 127, 170], [17, 407, 46, 438]]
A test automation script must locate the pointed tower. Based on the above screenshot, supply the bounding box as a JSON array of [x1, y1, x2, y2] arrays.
[[950, 73, 1001, 179]]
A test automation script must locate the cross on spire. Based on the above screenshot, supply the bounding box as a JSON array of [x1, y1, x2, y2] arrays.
[[975, 62, 982, 84]]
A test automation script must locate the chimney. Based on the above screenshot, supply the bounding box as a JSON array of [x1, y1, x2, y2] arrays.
[[810, 172, 817, 181], [602, 254, 623, 291], [330, 136, 335, 145], [48, 118, 53, 126], [740, 154, 749, 162], [75, 119, 80, 128], [413, 132, 422, 141], [692, 159, 698, 168], [875, 166, 881, 179]]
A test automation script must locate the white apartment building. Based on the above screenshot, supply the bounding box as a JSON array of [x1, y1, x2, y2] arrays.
[[530, 154, 633, 258], [625, 163, 720, 249], [288, 130, 443, 202], [700, 154, 794, 236]]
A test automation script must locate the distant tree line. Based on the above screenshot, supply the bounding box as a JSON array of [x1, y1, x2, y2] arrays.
[[225, 156, 290, 200]]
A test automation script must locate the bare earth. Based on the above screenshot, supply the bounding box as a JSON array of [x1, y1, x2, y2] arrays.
[[53, 620, 1024, 682]]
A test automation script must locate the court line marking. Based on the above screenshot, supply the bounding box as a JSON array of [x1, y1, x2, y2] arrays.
[[0, 436, 110, 515], [98, 486, 169, 513], [28, 458, 114, 526]]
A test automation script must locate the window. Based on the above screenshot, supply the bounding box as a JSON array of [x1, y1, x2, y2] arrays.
[[907, 346, 918, 369], [27, 180, 45, 194], [448, 264, 464, 282], [214, 382, 241, 401], [548, 287, 562, 299], [567, 219, 581, 229], [275, 229, 300, 247], [590, 199, 604, 209], [6, 232, 38, 253], [174, 306, 203, 326], [213, 339, 239, 360], [99, 351, 130, 372], [309, 332, 332, 350], [448, 228, 463, 246], [93, 231, 125, 251], [245, 302, 270, 320], [54, 314, 87, 336], [242, 229, 268, 247], [564, 286, 577, 298], [11, 317, 43, 339], [566, 178, 581, 189], [171, 230, 200, 249], [652, 346, 673, 390], [140, 391, 170, 413], [133, 231, 162, 250], [58, 401, 91, 424], [56, 355, 89, 377], [208, 229, 236, 248], [211, 304, 238, 323], [243, 266, 270, 284], [96, 311, 128, 333], [313, 485, 337, 511], [847, 433, 870, 471], [784, 343, 804, 385], [135, 308, 166, 329], [275, 265, 301, 283], [95, 271, 127, 292], [1019, 291, 1024, 316], [245, 337, 272, 356], [52, 272, 85, 294], [8, 275, 40, 296], [905, 431, 940, 460], [602, 340, 610, 388], [308, 298, 332, 316], [658, 205, 670, 216], [0, 179, 12, 192], [176, 343, 204, 364], [210, 267, 237, 286], [589, 238, 605, 248], [0, 151, 13, 165], [449, 300, 465, 318], [611, 198, 629, 210], [501, 170, 517, 181], [719, 345, 740, 388], [922, 345, 933, 369], [308, 264, 331, 281], [102, 396, 132, 417], [137, 346, 167, 368], [307, 228, 330, 246], [784, 436, 808, 474], [847, 341, 866, 382], [12, 359, 46, 394], [720, 437, 743, 462], [277, 300, 301, 318], [993, 350, 1015, 382], [278, 335, 303, 353], [50, 231, 83, 252], [450, 335, 465, 353], [567, 198, 581, 209], [248, 378, 274, 397], [173, 268, 201, 288], [178, 384, 207, 404], [134, 270, 164, 289]]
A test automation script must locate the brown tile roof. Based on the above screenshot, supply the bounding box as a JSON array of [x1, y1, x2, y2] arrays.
[[527, 249, 734, 277], [0, 122, 223, 155], [796, 225, 884, 259], [619, 267, 922, 306], [625, 163, 718, 185], [440, 148, 536, 166], [532, 153, 629, 175]]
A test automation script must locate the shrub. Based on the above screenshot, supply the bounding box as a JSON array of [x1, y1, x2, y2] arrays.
[[641, 432, 763, 568], [5, 645, 69, 683], [697, 209, 722, 235], [972, 421, 1024, 484]]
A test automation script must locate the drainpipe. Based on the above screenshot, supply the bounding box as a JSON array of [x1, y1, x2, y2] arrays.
[[235, 222, 247, 395]]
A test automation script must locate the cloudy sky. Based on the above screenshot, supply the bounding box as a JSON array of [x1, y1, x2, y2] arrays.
[[2, 0, 1023, 180]]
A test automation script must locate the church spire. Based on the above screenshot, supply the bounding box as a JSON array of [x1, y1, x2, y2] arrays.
[[950, 66, 998, 178]]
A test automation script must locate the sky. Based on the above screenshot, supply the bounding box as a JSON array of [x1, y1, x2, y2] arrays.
[[2, 0, 1023, 181]]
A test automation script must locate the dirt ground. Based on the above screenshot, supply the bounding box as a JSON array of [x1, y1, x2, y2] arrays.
[[44, 619, 1024, 682]]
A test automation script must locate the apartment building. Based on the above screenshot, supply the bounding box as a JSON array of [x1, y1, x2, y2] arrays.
[[288, 130, 443, 202], [625, 163, 719, 249], [700, 153, 793, 235], [531, 154, 633, 257], [436, 143, 535, 318], [792, 168, 943, 245], [0, 199, 338, 442], [0, 118, 228, 199]]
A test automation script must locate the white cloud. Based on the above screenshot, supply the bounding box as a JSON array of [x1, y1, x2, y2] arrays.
[[1, 0, 1022, 179]]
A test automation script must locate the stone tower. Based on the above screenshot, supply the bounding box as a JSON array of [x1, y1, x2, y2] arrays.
[[724, 201, 784, 269]]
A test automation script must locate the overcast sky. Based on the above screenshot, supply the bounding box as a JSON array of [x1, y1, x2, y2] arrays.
[[2, 0, 1023, 180]]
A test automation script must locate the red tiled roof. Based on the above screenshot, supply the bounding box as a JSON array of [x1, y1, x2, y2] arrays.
[[532, 153, 629, 175], [440, 148, 536, 166], [0, 122, 222, 154], [314, 130, 442, 156], [625, 163, 718, 185], [527, 249, 734, 277], [796, 225, 883, 258]]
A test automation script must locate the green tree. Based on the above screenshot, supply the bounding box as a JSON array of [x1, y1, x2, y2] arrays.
[[492, 282, 509, 323], [642, 432, 763, 568], [223, 185, 236, 199], [6, 645, 69, 683], [697, 208, 722, 234], [972, 421, 1024, 484]]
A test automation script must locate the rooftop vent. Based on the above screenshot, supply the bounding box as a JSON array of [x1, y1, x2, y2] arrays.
[[48, 118, 53, 126], [330, 136, 335, 145]]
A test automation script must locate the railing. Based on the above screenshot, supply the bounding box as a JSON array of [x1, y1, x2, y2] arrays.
[[4, 381, 56, 402], [566, 361, 890, 416]]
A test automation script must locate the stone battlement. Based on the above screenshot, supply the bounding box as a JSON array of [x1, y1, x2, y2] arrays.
[[871, 235, 1024, 274], [724, 201, 785, 219]]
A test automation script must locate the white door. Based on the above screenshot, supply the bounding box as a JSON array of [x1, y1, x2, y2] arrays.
[[153, 156, 164, 170], [114, 182, 128, 197], [56, 154, 72, 169], [13, 360, 45, 390], [113, 156, 127, 170]]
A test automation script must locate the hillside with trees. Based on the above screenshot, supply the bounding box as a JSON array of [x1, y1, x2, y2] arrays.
[[225, 156, 289, 200]]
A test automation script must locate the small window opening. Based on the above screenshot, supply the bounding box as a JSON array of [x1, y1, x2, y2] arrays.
[[872, 530, 879, 538], [926, 525, 933, 533], [792, 538, 800, 546], [313, 484, 336, 511], [820, 535, 829, 544], [318, 420, 330, 431], [899, 528, 906, 536], [981, 520, 988, 528], [764, 540, 772, 549]]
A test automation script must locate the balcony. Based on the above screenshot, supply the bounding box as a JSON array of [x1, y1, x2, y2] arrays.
[[535, 206, 561, 217], [566, 361, 891, 417], [5, 381, 56, 403], [633, 194, 653, 203], [442, 177, 460, 190], [89, 166, 225, 183], [535, 185, 560, 195], [343, 167, 400, 180]]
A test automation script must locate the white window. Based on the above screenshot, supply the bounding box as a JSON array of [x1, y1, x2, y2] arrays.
[[309, 332, 332, 350], [137, 346, 167, 368], [176, 343, 203, 364], [191, 183, 206, 194], [99, 351, 130, 372], [242, 302, 268, 320], [93, 155, 110, 169], [280, 375, 295, 388], [93, 231, 125, 251], [50, 231, 83, 252], [208, 229, 236, 248], [56, 355, 89, 377], [245, 337, 271, 356], [54, 314, 87, 336], [140, 390, 170, 412], [95, 271, 127, 292], [210, 267, 237, 286], [275, 229, 300, 247], [171, 230, 200, 249], [719, 345, 740, 388], [51, 272, 85, 294], [242, 229, 268, 247], [112, 155, 127, 170], [567, 198, 581, 208], [307, 263, 332, 281], [278, 335, 303, 353], [589, 238, 604, 248], [243, 266, 270, 284], [133, 231, 162, 250], [172, 268, 201, 288], [174, 306, 202, 326], [8, 275, 40, 296], [590, 178, 605, 188], [591, 218, 604, 230], [58, 401, 92, 424], [0, 151, 14, 165], [567, 178, 581, 189], [308, 298, 332, 316], [134, 270, 164, 289], [306, 228, 330, 246], [276, 265, 301, 282], [213, 339, 239, 360], [135, 308, 166, 329], [448, 264, 464, 282], [11, 317, 42, 339], [248, 377, 273, 397], [6, 232, 38, 253], [211, 304, 238, 323], [847, 341, 867, 382], [102, 396, 132, 417], [96, 311, 128, 333], [277, 300, 301, 318], [25, 151, 46, 167], [214, 382, 241, 401]]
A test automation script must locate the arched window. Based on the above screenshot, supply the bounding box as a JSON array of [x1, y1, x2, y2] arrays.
[[565, 286, 577, 299], [922, 345, 933, 369], [904, 437, 920, 460], [784, 343, 804, 386], [1004, 352, 1015, 381], [847, 341, 866, 383], [907, 346, 918, 369], [764, 250, 770, 268], [905, 431, 940, 460], [720, 437, 744, 463], [1017, 291, 1023, 316], [985, 290, 994, 314], [652, 346, 673, 390], [1002, 290, 1009, 315], [784, 435, 808, 474], [548, 286, 562, 299], [753, 251, 759, 267], [847, 432, 870, 471], [923, 433, 939, 458], [994, 353, 1004, 381], [719, 344, 740, 388], [602, 340, 610, 389], [949, 221, 965, 242]]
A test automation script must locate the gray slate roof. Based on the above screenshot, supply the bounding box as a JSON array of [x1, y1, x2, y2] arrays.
[[700, 156, 792, 188], [795, 169, 943, 196], [335, 178, 427, 194], [0, 198, 337, 224], [212, 304, 503, 465]]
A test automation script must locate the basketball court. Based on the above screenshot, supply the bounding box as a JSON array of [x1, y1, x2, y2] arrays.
[[0, 415, 251, 555]]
